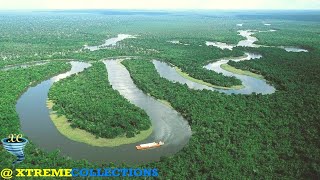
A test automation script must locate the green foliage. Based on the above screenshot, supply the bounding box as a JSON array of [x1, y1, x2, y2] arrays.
[[0, 62, 70, 137], [0, 62, 80, 168], [122, 56, 320, 179], [0, 11, 320, 179], [49, 62, 151, 138], [0, 13, 244, 87]]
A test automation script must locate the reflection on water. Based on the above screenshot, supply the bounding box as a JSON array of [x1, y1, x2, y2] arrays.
[[280, 46, 308, 52], [258, 30, 277, 33], [206, 30, 263, 49], [51, 62, 91, 82], [237, 30, 260, 47], [154, 52, 275, 95], [17, 60, 191, 165], [104, 60, 191, 145], [84, 34, 136, 51], [206, 41, 234, 50], [167, 40, 181, 44], [204, 53, 275, 94]]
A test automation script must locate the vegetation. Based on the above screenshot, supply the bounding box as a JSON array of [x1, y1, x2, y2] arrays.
[[48, 62, 151, 139], [221, 63, 264, 80], [47, 100, 152, 147], [122, 51, 320, 179], [0, 62, 91, 168], [126, 36, 245, 87], [0, 11, 319, 179], [0, 12, 245, 87], [174, 65, 244, 89]]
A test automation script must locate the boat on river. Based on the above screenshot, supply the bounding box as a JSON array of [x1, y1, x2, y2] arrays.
[[136, 141, 164, 150]]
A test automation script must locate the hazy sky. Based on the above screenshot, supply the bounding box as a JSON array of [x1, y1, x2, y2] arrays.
[[0, 0, 319, 10]]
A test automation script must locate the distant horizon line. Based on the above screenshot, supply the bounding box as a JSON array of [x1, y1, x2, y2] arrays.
[[0, 8, 320, 11]]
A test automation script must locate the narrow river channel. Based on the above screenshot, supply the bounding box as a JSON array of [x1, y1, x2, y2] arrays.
[[14, 28, 308, 164], [153, 52, 276, 95], [16, 60, 191, 165]]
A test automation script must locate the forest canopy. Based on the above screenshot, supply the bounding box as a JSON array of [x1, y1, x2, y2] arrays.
[[49, 62, 151, 139]]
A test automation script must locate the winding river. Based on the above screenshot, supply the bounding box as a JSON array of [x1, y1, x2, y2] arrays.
[[13, 27, 308, 164], [160, 28, 308, 95], [16, 60, 191, 164], [205, 29, 308, 51], [84, 34, 136, 51], [153, 52, 275, 95]]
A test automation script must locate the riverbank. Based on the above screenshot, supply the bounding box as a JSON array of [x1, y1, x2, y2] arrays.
[[220, 64, 264, 80], [47, 100, 153, 147], [174, 66, 244, 90]]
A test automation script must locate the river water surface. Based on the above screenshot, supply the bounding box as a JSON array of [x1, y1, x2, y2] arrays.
[[16, 60, 191, 164], [84, 34, 136, 51], [153, 53, 275, 95], [280, 46, 308, 52], [14, 27, 308, 164]]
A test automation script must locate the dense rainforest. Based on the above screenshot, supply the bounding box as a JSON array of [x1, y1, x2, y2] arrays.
[[0, 11, 319, 179], [124, 36, 245, 87], [49, 62, 151, 138], [0, 62, 85, 166], [122, 47, 320, 178], [0, 13, 246, 87]]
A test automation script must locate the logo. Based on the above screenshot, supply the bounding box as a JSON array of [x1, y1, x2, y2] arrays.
[[7, 134, 23, 143], [0, 168, 158, 178], [0, 169, 13, 179], [1, 134, 28, 165]]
